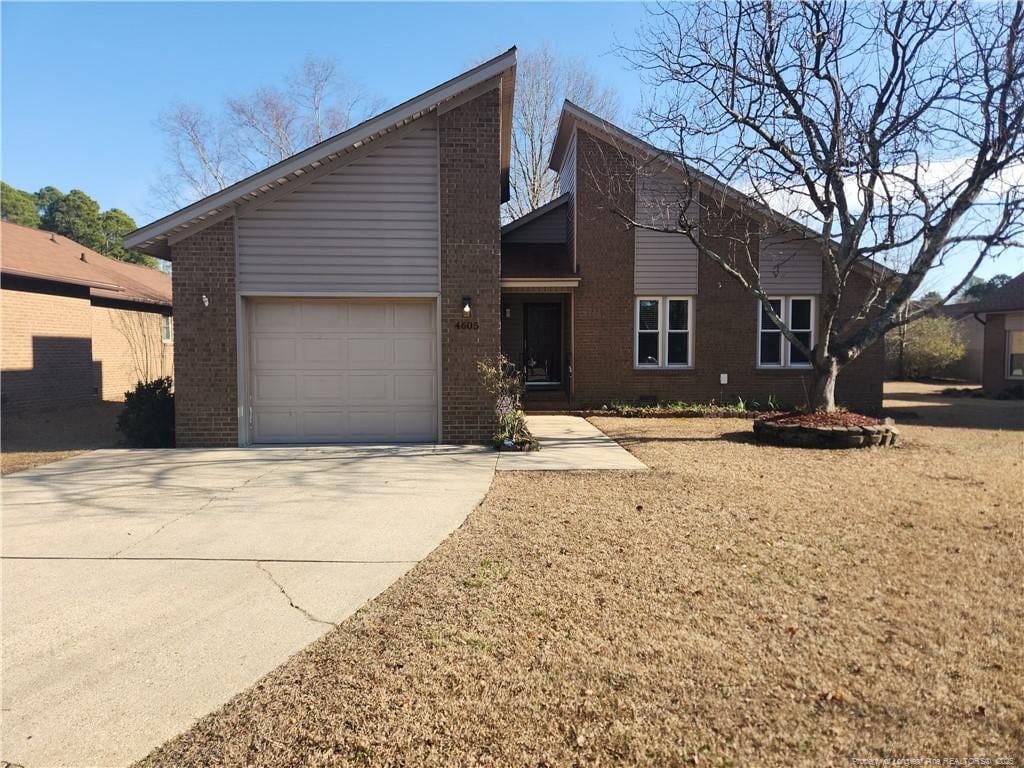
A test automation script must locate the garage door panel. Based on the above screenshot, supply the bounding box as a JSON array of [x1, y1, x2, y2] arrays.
[[393, 337, 434, 366], [394, 373, 435, 403], [395, 302, 434, 330], [347, 337, 393, 367], [248, 298, 438, 444], [348, 302, 390, 329], [299, 374, 346, 402], [254, 373, 297, 402], [253, 336, 297, 365]]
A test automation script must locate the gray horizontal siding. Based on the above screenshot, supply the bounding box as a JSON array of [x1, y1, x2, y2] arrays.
[[634, 171, 698, 294], [237, 118, 439, 294], [501, 205, 567, 243], [558, 132, 576, 199], [759, 234, 823, 294]]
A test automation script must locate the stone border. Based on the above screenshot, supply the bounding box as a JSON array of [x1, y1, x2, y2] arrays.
[[753, 417, 899, 449]]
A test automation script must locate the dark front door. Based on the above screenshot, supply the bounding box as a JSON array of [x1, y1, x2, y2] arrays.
[[523, 302, 562, 385]]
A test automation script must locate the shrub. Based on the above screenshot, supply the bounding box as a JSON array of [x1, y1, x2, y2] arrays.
[[118, 377, 175, 447], [476, 355, 538, 450], [891, 316, 966, 379]]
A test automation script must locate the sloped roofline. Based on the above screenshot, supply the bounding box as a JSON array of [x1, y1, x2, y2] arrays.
[[126, 48, 517, 259], [971, 271, 1024, 314], [549, 100, 896, 281], [500, 193, 569, 236]]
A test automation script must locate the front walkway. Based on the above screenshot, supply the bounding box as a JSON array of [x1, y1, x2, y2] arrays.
[[496, 415, 648, 471]]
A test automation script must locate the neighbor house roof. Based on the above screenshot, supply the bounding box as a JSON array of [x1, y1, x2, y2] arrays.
[[126, 48, 518, 260], [971, 272, 1024, 314], [1, 221, 172, 307], [549, 100, 895, 283]]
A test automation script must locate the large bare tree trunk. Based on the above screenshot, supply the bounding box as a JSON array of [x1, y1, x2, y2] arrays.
[[810, 358, 840, 412]]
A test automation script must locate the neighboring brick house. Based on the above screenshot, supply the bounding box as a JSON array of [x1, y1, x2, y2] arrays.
[[1, 222, 173, 411], [971, 272, 1024, 396], [125, 52, 888, 449]]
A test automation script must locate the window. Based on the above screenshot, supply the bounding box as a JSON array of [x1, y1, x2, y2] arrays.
[[758, 297, 814, 368], [1008, 331, 1024, 379], [635, 297, 693, 368], [161, 316, 174, 344]]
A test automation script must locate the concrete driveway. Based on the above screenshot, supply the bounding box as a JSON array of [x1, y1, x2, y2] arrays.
[[1, 445, 496, 767]]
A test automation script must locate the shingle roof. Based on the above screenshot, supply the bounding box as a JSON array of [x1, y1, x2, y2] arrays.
[[1, 221, 172, 307], [971, 272, 1024, 314]]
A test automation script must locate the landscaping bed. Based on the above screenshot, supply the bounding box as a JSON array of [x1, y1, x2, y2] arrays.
[[136, 417, 1022, 767], [754, 410, 899, 448]]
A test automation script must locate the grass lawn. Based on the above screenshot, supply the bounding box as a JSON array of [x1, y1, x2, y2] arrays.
[[137, 415, 1023, 767]]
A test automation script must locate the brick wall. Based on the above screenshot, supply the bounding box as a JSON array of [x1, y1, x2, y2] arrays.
[[439, 88, 503, 442], [169, 218, 238, 446], [982, 313, 1008, 395], [571, 129, 885, 413], [1, 280, 98, 411], [90, 301, 173, 400]]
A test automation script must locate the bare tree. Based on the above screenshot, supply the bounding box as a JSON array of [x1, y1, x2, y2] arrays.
[[507, 44, 620, 220], [609, 1, 1024, 410], [155, 57, 381, 209]]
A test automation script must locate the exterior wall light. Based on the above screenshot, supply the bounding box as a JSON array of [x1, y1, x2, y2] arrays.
[[462, 296, 472, 316], [201, 294, 210, 308]]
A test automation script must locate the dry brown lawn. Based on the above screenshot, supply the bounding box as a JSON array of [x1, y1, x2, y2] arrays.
[[1, 401, 122, 475], [138, 417, 1023, 767]]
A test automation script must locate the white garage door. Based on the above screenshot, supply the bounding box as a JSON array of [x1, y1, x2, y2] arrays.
[[247, 298, 438, 443]]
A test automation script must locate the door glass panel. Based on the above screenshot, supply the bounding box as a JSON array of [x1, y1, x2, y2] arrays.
[[524, 303, 562, 383]]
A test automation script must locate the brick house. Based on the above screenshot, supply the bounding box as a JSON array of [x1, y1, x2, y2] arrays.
[[971, 272, 1024, 396], [125, 50, 887, 448], [1, 222, 173, 411]]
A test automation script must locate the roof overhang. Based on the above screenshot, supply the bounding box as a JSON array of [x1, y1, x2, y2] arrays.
[[500, 277, 580, 289], [549, 101, 897, 283], [0, 267, 121, 292], [126, 48, 518, 260], [501, 193, 569, 237]]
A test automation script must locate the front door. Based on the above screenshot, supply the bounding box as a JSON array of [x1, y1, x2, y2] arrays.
[[523, 303, 561, 385]]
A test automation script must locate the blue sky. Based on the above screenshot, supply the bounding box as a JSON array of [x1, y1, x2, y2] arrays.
[[3, 1, 1020, 291]]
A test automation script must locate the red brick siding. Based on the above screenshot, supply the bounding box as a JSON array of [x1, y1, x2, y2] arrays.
[[1, 282, 98, 411], [439, 88, 503, 442], [169, 218, 238, 446], [571, 129, 885, 412], [982, 313, 1009, 395]]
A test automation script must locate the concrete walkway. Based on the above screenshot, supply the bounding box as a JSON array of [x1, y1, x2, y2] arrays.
[[1, 445, 496, 767], [497, 415, 647, 471]]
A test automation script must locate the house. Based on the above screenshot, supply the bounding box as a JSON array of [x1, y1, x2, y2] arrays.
[[1, 221, 173, 410], [124, 49, 886, 448], [972, 272, 1024, 395]]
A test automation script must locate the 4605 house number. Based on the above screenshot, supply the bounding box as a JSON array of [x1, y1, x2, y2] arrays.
[[454, 320, 479, 330]]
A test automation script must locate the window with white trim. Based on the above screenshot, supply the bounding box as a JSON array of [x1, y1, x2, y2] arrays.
[[161, 315, 174, 344], [758, 297, 814, 368], [1008, 331, 1024, 379], [635, 297, 693, 368]]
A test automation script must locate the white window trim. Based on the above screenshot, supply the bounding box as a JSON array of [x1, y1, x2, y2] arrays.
[[634, 296, 695, 370], [1007, 330, 1024, 380], [161, 315, 174, 345], [757, 296, 815, 369]]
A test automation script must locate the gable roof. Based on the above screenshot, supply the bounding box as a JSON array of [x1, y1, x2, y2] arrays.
[[549, 101, 895, 282], [971, 272, 1024, 314], [1, 221, 172, 307], [126, 48, 518, 259], [501, 194, 569, 238]]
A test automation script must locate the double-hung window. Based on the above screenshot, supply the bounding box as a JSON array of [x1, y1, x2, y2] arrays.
[[161, 316, 174, 344], [758, 297, 814, 368], [635, 297, 693, 368]]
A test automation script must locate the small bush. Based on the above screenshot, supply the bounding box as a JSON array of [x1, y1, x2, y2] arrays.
[[889, 316, 966, 379], [118, 377, 175, 447], [476, 355, 538, 450]]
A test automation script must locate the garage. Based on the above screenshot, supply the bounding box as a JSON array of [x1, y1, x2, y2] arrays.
[[247, 297, 438, 443]]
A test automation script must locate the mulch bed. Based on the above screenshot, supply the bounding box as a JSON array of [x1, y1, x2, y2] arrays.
[[756, 410, 882, 427]]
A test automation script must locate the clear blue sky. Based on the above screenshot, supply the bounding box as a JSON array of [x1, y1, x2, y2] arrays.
[[3, 1, 1020, 291]]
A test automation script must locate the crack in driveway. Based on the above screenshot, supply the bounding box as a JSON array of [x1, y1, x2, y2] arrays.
[[255, 561, 337, 628]]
